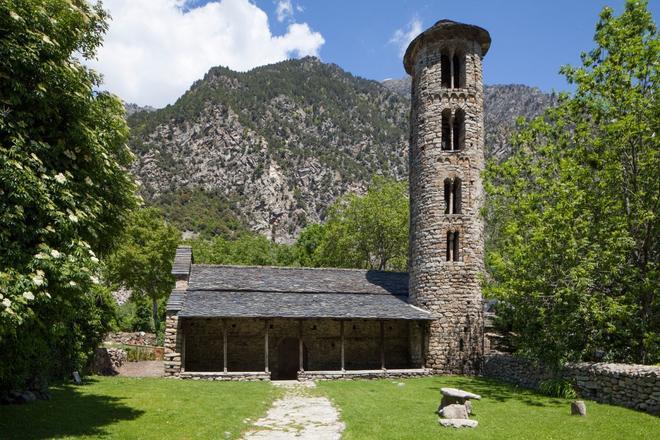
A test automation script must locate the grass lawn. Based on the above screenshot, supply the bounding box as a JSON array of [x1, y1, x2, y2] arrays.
[[318, 376, 660, 440], [0, 376, 277, 440]]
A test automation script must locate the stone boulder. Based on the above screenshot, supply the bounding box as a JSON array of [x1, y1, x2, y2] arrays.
[[439, 404, 468, 419], [571, 400, 587, 416], [439, 387, 481, 413], [439, 419, 478, 428]]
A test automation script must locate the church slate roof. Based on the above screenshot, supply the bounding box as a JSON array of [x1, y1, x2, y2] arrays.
[[170, 264, 432, 320], [171, 246, 193, 277]]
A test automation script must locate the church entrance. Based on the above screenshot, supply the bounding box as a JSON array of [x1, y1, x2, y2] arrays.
[[274, 337, 307, 380]]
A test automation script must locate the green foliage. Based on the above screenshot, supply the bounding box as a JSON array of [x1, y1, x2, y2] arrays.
[[131, 296, 154, 333], [190, 232, 297, 267], [304, 178, 409, 271], [106, 208, 180, 331], [0, 0, 138, 389], [150, 187, 247, 239], [484, 0, 659, 366], [539, 378, 578, 399]]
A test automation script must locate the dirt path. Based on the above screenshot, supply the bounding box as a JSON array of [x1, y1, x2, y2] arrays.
[[243, 381, 344, 440], [117, 361, 163, 377]]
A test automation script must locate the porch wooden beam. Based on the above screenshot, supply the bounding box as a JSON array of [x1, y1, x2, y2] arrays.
[[264, 320, 269, 373], [223, 319, 228, 373], [380, 320, 386, 370], [298, 319, 304, 372], [340, 320, 345, 372]]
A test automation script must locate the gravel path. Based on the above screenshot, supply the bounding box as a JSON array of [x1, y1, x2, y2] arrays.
[[243, 381, 344, 440]]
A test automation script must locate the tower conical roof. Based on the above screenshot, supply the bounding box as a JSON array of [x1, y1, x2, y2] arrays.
[[403, 19, 491, 74]]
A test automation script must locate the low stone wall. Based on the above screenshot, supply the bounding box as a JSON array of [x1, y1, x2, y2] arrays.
[[483, 352, 660, 414], [92, 347, 127, 375], [179, 372, 271, 381], [299, 368, 432, 381], [105, 331, 157, 347]]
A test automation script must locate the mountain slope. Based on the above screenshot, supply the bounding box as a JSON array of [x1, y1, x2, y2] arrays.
[[128, 58, 552, 242]]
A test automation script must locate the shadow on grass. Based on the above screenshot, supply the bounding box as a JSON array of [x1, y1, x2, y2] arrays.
[[0, 382, 143, 440], [427, 376, 566, 409]]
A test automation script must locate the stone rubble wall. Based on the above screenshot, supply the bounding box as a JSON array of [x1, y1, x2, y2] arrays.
[[105, 331, 157, 347], [298, 369, 432, 381], [483, 352, 660, 414], [164, 311, 183, 376], [179, 372, 271, 381], [92, 347, 127, 376]]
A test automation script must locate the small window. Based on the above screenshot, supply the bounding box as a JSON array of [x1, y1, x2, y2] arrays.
[[441, 109, 452, 150], [444, 178, 462, 214], [441, 53, 451, 88], [452, 54, 462, 88], [453, 109, 465, 150], [446, 231, 460, 262]]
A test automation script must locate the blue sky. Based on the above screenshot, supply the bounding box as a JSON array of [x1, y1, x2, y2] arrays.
[[89, 0, 657, 107], [258, 0, 657, 91]]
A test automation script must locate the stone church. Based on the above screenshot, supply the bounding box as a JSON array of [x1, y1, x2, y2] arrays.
[[164, 19, 491, 380]]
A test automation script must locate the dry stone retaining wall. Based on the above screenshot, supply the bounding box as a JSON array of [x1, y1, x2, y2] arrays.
[[483, 352, 660, 414]]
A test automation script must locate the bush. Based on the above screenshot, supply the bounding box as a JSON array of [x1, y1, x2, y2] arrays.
[[539, 378, 577, 399], [132, 298, 154, 333]]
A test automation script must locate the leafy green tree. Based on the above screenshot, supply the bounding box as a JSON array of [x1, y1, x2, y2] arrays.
[[190, 232, 297, 267], [0, 0, 138, 388], [106, 209, 180, 331], [309, 178, 409, 271], [484, 0, 658, 366]]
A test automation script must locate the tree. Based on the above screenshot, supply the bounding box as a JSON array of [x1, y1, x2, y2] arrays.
[[189, 232, 297, 267], [0, 0, 138, 389], [484, 0, 658, 367], [309, 178, 409, 271], [106, 209, 180, 331]]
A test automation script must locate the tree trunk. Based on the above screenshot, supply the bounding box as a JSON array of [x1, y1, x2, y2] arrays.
[[151, 297, 159, 333]]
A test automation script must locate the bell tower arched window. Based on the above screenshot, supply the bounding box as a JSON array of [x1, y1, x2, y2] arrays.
[[453, 108, 465, 150], [452, 54, 462, 88], [446, 231, 460, 262], [441, 109, 452, 150], [443, 177, 462, 214], [441, 53, 451, 88]]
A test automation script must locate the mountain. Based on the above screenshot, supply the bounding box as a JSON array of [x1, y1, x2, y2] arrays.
[[127, 57, 552, 242]]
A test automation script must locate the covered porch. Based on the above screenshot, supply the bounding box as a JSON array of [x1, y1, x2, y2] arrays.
[[179, 317, 431, 380]]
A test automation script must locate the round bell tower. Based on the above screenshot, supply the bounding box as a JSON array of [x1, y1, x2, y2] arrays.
[[404, 20, 491, 374]]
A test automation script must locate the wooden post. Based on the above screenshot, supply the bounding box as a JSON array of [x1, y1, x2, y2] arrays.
[[420, 322, 426, 368], [223, 319, 228, 373], [380, 320, 386, 370], [264, 320, 269, 373], [340, 320, 345, 372], [298, 320, 304, 373]]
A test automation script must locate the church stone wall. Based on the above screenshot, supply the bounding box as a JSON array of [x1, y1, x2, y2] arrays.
[[408, 33, 488, 374]]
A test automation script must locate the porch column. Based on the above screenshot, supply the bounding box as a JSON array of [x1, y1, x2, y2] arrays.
[[340, 320, 345, 372], [298, 319, 304, 373], [380, 320, 386, 370], [223, 319, 228, 373], [264, 320, 269, 374], [421, 322, 426, 368]]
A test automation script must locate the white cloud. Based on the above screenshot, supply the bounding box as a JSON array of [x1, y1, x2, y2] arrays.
[[275, 0, 293, 22], [86, 0, 324, 107], [389, 18, 422, 57]]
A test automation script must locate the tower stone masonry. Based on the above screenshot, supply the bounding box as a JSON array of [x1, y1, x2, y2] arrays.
[[404, 20, 491, 374]]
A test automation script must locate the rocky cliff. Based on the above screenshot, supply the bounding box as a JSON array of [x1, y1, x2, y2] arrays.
[[128, 57, 552, 242]]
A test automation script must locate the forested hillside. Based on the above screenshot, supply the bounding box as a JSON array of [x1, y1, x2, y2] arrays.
[[128, 57, 552, 241]]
